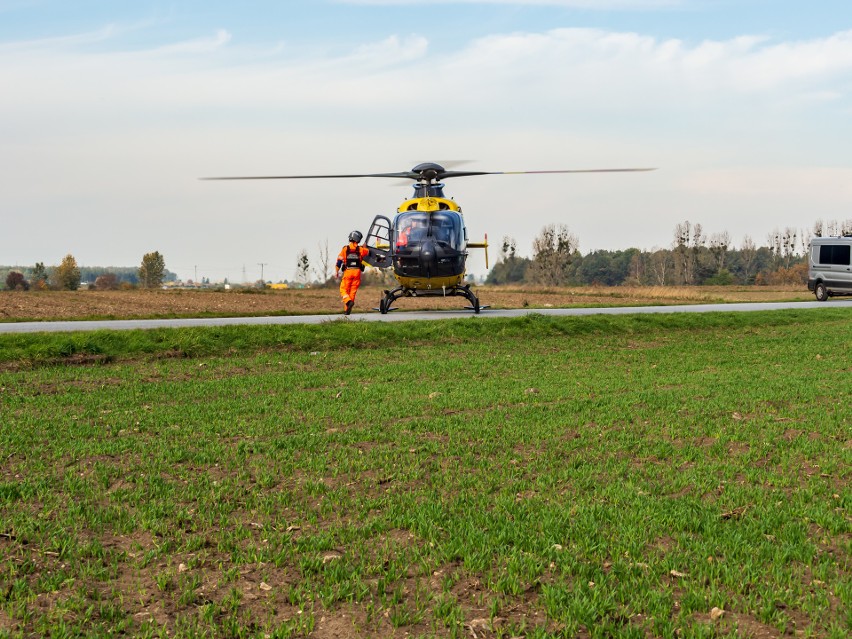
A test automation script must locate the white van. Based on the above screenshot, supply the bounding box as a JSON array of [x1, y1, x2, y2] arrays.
[[808, 236, 852, 301]]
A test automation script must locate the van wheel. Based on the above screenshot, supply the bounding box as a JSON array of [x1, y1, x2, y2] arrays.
[[814, 282, 829, 302]]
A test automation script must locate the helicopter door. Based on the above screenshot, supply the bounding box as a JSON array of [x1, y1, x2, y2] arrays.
[[363, 215, 393, 269]]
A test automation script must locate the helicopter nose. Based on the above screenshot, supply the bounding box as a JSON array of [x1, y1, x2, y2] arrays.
[[418, 240, 437, 277]]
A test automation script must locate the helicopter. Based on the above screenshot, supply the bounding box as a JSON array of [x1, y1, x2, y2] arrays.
[[203, 162, 654, 313]]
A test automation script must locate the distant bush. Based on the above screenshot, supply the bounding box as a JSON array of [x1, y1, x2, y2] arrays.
[[95, 273, 120, 290], [756, 262, 808, 286], [704, 269, 735, 286], [31, 262, 48, 288], [5, 271, 29, 291]]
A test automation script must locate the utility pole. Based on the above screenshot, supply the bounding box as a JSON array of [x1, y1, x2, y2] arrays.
[[194, 265, 197, 283], [258, 262, 268, 283]]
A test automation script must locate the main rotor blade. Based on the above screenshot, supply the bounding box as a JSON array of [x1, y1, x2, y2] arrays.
[[200, 172, 417, 181], [439, 168, 657, 179], [201, 167, 657, 181]]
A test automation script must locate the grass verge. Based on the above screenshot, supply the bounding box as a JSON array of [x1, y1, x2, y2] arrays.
[[0, 309, 846, 369]]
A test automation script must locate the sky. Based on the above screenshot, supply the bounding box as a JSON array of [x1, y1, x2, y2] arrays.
[[2, 0, 852, 283]]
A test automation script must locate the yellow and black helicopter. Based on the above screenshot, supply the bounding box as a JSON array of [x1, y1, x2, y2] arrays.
[[204, 162, 653, 313]]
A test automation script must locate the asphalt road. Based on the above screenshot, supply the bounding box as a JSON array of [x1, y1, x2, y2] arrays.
[[0, 300, 847, 334]]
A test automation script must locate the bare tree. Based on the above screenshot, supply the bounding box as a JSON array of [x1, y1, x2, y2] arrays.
[[740, 235, 758, 283], [691, 223, 704, 276], [818, 218, 852, 237], [649, 248, 671, 286], [627, 251, 645, 285], [826, 219, 840, 236], [672, 221, 702, 284], [781, 227, 798, 268], [501, 236, 517, 260], [673, 222, 688, 284], [764, 227, 799, 271], [488, 235, 529, 285], [800, 228, 811, 257], [528, 224, 578, 286], [313, 238, 332, 285], [708, 231, 731, 271], [767, 229, 783, 269], [296, 250, 311, 285]]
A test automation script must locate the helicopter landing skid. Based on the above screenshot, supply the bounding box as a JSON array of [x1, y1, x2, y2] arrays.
[[374, 300, 399, 313], [379, 285, 482, 315]]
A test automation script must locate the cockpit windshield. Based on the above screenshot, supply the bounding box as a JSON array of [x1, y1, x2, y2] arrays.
[[393, 211, 464, 251]]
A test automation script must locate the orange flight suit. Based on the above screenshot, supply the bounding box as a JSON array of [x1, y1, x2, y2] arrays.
[[336, 242, 370, 312]]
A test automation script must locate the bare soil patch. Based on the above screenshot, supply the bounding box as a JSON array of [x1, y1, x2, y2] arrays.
[[0, 285, 809, 322]]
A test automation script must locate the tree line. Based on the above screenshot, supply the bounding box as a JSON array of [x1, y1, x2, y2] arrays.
[[1, 252, 174, 291], [487, 219, 852, 287]]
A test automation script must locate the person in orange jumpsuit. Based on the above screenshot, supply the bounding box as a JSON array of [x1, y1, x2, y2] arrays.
[[335, 231, 370, 315]]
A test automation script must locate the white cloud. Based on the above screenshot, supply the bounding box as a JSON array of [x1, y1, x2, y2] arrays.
[[3, 26, 852, 123], [145, 29, 233, 56], [351, 34, 429, 62], [0, 23, 118, 50], [448, 27, 852, 100]]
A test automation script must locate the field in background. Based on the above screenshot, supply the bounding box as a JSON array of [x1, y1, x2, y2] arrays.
[[0, 284, 813, 322], [1, 310, 849, 638]]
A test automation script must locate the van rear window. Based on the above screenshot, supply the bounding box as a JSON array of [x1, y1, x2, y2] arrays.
[[818, 244, 851, 265]]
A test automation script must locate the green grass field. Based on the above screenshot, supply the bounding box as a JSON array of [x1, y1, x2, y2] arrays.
[[1, 310, 850, 638]]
